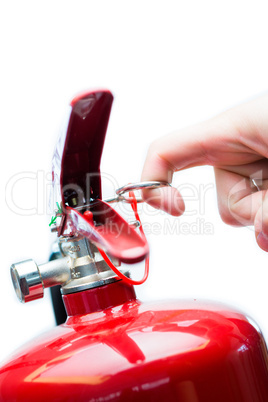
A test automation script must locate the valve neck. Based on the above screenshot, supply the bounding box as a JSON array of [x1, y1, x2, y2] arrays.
[[58, 236, 124, 295], [62, 280, 136, 316]]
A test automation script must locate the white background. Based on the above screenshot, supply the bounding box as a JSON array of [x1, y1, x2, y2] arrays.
[[1, 0, 268, 362]]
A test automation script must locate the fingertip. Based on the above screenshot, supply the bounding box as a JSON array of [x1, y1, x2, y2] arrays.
[[142, 186, 185, 216], [257, 232, 268, 252], [254, 194, 268, 250], [254, 195, 268, 251]]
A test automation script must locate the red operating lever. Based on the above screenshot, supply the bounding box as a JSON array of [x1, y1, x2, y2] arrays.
[[51, 90, 149, 264]]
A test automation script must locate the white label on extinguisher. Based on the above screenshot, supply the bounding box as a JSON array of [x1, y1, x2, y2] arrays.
[[49, 105, 72, 214]]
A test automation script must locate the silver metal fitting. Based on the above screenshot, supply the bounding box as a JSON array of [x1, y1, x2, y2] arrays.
[[10, 236, 126, 303], [10, 257, 71, 303], [58, 237, 124, 295]]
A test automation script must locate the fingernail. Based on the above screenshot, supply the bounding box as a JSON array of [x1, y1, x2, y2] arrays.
[[257, 232, 268, 251]]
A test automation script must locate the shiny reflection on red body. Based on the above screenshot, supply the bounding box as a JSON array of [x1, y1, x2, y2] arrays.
[[1, 282, 268, 401]]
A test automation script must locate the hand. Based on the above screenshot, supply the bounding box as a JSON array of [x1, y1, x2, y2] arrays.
[[141, 94, 268, 251]]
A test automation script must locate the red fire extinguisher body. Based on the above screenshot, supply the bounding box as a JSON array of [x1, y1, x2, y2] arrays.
[[1, 281, 268, 402]]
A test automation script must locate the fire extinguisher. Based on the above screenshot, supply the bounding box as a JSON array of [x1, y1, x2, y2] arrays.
[[0, 90, 268, 401]]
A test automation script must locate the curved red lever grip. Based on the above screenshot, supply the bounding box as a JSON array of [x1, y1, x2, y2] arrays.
[[66, 200, 149, 264]]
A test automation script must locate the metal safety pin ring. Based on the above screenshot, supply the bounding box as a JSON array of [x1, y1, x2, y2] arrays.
[[116, 181, 171, 196], [104, 195, 144, 204], [104, 181, 171, 204]]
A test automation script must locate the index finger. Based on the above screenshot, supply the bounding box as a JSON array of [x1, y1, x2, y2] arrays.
[[141, 112, 257, 215]]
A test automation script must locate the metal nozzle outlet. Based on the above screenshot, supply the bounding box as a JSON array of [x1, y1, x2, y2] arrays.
[[11, 260, 43, 303], [10, 257, 71, 303]]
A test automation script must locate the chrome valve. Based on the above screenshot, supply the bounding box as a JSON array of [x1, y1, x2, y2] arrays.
[[10, 257, 71, 303], [10, 236, 123, 303]]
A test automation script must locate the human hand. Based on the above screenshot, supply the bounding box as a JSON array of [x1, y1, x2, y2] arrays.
[[141, 94, 268, 251]]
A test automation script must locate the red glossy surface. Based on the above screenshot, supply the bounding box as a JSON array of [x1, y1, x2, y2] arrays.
[[62, 281, 136, 316], [56, 90, 113, 206], [1, 288, 268, 401]]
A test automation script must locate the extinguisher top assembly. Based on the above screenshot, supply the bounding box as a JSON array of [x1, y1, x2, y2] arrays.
[[10, 90, 149, 303], [1, 90, 268, 402]]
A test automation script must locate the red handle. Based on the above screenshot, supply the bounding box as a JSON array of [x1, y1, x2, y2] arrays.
[[51, 90, 149, 265]]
